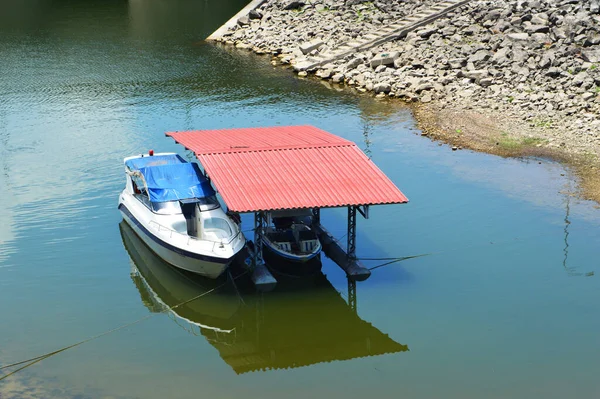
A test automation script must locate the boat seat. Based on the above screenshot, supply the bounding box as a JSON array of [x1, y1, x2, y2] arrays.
[[300, 239, 319, 253], [267, 231, 292, 242], [275, 241, 292, 252]]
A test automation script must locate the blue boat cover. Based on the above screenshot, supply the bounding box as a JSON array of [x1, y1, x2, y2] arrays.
[[125, 154, 185, 170], [139, 162, 215, 202]]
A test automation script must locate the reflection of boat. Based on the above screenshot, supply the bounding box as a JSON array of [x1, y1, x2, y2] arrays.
[[120, 221, 241, 333], [118, 152, 246, 279], [121, 221, 408, 374]]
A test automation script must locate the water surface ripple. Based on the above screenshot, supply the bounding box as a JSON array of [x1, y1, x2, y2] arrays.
[[1, 1, 599, 398]]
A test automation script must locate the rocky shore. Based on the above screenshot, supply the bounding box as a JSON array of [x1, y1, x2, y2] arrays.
[[215, 0, 600, 200]]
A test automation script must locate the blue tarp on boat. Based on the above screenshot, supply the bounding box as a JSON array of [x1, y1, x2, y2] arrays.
[[139, 162, 215, 202], [125, 154, 185, 170]]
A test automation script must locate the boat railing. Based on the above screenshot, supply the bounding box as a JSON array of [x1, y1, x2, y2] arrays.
[[148, 220, 242, 249]]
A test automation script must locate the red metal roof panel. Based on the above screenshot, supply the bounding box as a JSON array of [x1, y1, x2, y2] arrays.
[[166, 126, 408, 212]]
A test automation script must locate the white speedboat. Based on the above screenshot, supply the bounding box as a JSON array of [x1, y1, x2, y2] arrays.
[[261, 209, 322, 264], [118, 152, 246, 279]]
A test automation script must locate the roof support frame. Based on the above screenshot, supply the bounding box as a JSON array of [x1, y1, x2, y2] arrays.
[[356, 205, 369, 219]]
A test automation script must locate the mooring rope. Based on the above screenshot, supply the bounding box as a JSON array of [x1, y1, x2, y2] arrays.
[[0, 271, 247, 382], [356, 226, 599, 273], [366, 254, 432, 271]]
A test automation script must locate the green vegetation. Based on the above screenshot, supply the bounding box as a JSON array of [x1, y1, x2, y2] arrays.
[[496, 132, 547, 151], [532, 118, 553, 128]]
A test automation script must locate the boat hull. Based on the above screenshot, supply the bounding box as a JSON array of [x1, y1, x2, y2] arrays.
[[119, 204, 232, 279], [262, 239, 322, 277]]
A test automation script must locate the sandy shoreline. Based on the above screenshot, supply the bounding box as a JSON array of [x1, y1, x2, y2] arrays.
[[211, 0, 600, 203]]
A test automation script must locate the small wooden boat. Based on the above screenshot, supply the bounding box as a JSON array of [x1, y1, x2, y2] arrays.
[[260, 210, 322, 264]]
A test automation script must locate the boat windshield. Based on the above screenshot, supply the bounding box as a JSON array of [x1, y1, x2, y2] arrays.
[[151, 196, 220, 215], [203, 217, 234, 240]]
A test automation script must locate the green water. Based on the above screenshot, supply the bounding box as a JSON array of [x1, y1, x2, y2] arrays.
[[1, 1, 600, 398]]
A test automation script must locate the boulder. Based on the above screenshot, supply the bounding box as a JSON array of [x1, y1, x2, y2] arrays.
[[374, 82, 392, 94], [237, 16, 250, 26], [345, 57, 364, 70], [507, 32, 530, 41], [370, 51, 399, 68], [249, 9, 263, 20], [449, 58, 467, 69], [283, 1, 305, 10], [299, 39, 324, 55], [545, 67, 562, 77], [492, 47, 511, 65]]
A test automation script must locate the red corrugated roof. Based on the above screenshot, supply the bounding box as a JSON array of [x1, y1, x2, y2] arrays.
[[166, 125, 408, 212]]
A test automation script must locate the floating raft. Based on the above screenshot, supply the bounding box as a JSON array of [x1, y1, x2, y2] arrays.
[[167, 125, 408, 286]]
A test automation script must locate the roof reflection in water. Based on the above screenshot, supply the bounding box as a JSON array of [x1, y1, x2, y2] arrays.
[[120, 221, 408, 374]]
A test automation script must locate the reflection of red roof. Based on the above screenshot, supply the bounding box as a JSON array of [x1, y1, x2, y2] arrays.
[[166, 125, 408, 212]]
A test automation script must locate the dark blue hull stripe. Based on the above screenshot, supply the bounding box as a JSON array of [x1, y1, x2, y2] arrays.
[[118, 204, 231, 264]]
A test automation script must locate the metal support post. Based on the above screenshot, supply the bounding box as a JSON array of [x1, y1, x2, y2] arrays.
[[347, 206, 357, 260], [253, 211, 264, 268], [347, 277, 357, 313], [312, 207, 321, 227]]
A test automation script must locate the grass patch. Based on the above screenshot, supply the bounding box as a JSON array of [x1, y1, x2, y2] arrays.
[[532, 118, 553, 128], [496, 133, 547, 151], [521, 137, 547, 146]]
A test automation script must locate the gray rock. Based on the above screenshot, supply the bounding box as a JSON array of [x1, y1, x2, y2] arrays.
[[507, 32, 530, 41], [461, 69, 489, 81], [582, 49, 600, 63], [249, 9, 263, 20], [238, 16, 250, 26], [300, 39, 324, 55], [546, 67, 562, 77], [374, 82, 392, 94], [479, 78, 494, 87], [468, 50, 492, 65], [370, 51, 399, 68], [492, 47, 511, 65], [417, 27, 438, 39], [283, 1, 305, 10], [449, 58, 467, 69], [539, 51, 555, 68], [552, 27, 567, 40], [572, 72, 588, 86], [512, 48, 528, 65], [345, 57, 364, 70], [316, 69, 333, 79], [415, 82, 434, 93], [585, 32, 600, 46], [524, 24, 550, 34], [332, 73, 344, 83]]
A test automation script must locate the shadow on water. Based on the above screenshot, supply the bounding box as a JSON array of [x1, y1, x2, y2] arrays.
[[119, 221, 408, 374]]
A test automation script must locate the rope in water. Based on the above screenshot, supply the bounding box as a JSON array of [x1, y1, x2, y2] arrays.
[[0, 271, 247, 382], [356, 226, 599, 272]]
